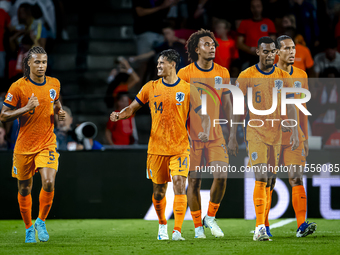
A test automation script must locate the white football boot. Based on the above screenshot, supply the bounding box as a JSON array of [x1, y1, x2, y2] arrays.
[[203, 215, 224, 238], [253, 225, 270, 241], [157, 224, 169, 240], [172, 230, 185, 241], [194, 226, 206, 239]]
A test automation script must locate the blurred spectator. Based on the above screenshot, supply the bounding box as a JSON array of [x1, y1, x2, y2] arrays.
[[314, 40, 340, 77], [262, 0, 290, 35], [132, 0, 178, 55], [283, 26, 314, 73], [54, 106, 83, 151], [105, 92, 138, 145], [0, 121, 7, 150], [213, 19, 239, 70], [9, 0, 56, 39], [237, 0, 276, 66], [8, 34, 34, 79], [0, 7, 10, 81], [9, 3, 48, 50], [291, 0, 319, 52], [325, 115, 340, 147], [105, 57, 140, 109], [129, 22, 188, 71], [334, 17, 340, 53], [312, 67, 339, 143]]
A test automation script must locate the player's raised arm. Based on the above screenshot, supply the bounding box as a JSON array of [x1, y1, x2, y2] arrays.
[[110, 99, 142, 122], [0, 93, 39, 123]]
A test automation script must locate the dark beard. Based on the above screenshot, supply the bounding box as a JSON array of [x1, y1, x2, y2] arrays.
[[206, 57, 215, 62], [265, 63, 273, 69]]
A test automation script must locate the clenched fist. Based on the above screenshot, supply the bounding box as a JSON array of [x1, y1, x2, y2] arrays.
[[110, 112, 120, 122], [58, 109, 66, 121], [26, 93, 39, 111]]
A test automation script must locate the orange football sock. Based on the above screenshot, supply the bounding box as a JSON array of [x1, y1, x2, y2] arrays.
[[191, 210, 202, 228], [173, 195, 187, 233], [18, 193, 32, 229], [38, 189, 54, 221], [265, 187, 272, 227], [152, 194, 167, 225], [253, 181, 267, 227], [207, 201, 220, 217], [292, 185, 307, 228]]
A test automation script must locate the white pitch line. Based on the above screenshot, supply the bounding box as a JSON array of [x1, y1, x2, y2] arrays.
[[250, 218, 296, 233]]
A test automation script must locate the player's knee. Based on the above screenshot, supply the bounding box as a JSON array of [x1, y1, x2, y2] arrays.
[[42, 179, 55, 192], [289, 177, 303, 187], [19, 185, 32, 196], [188, 178, 201, 190], [214, 178, 227, 187], [154, 191, 165, 200]]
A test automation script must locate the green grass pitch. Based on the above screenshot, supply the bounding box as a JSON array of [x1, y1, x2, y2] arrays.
[[0, 219, 339, 255]]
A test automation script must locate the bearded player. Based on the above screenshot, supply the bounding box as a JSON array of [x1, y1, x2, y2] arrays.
[[228, 37, 299, 241], [0, 46, 65, 243], [263, 35, 316, 238], [110, 49, 210, 241], [177, 29, 232, 239]]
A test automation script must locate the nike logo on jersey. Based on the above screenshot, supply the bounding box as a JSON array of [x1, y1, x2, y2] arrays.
[[47, 162, 54, 164], [178, 169, 185, 172], [254, 84, 261, 87], [256, 204, 264, 207], [154, 95, 161, 97]]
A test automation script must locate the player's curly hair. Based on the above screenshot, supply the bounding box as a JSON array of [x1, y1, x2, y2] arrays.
[[23, 46, 47, 79], [186, 29, 219, 63]]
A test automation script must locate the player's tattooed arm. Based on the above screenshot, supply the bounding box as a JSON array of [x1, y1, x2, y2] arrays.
[[287, 104, 299, 151], [110, 100, 142, 122], [196, 109, 210, 143], [54, 99, 66, 121], [0, 93, 38, 122]]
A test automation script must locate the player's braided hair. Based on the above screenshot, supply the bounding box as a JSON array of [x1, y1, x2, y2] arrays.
[[22, 46, 47, 79], [186, 29, 219, 63]]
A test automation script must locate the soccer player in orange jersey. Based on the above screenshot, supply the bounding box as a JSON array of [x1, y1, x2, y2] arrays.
[[228, 37, 299, 241], [110, 49, 210, 241], [0, 46, 65, 243], [263, 35, 316, 237], [177, 29, 232, 239]]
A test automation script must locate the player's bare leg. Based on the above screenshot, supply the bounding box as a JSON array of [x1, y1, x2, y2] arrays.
[[264, 173, 275, 237], [172, 175, 187, 240], [203, 160, 227, 238], [18, 177, 36, 243], [153, 182, 169, 240], [34, 167, 56, 242], [253, 163, 270, 241], [288, 165, 316, 237], [187, 172, 205, 238]]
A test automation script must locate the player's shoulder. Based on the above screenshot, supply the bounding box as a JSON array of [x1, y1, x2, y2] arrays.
[[292, 66, 308, 78], [213, 62, 229, 73], [46, 76, 61, 88], [178, 62, 195, 73], [239, 65, 256, 77], [274, 66, 290, 78]]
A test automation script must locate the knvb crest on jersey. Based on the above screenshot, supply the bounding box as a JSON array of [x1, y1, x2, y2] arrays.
[[294, 81, 302, 94], [251, 152, 258, 161], [274, 79, 283, 91], [215, 76, 222, 90], [50, 89, 56, 101], [176, 92, 185, 103]]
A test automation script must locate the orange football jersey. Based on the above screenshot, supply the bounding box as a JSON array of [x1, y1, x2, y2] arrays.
[[278, 65, 309, 145], [178, 62, 230, 141], [136, 77, 201, 155], [4, 76, 60, 154], [237, 64, 294, 145]]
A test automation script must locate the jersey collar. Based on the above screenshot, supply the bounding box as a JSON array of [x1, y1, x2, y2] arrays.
[[194, 62, 214, 72], [29, 76, 46, 86], [255, 64, 275, 75], [162, 77, 180, 87]]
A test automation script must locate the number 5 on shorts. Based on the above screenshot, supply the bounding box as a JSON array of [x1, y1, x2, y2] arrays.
[[178, 157, 188, 168], [49, 151, 55, 161]]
